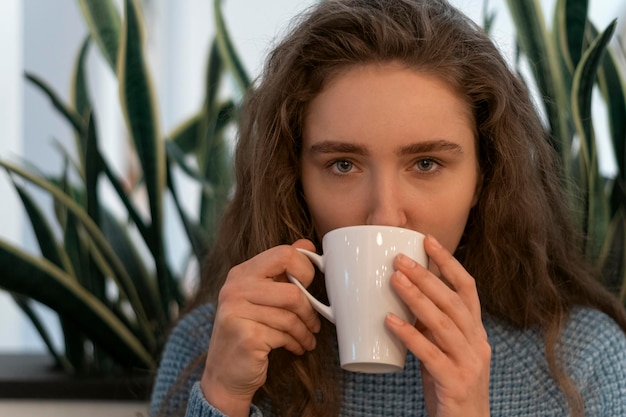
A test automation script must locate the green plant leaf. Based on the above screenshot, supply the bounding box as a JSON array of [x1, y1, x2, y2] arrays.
[[84, 111, 102, 224], [9, 176, 76, 278], [71, 35, 92, 121], [506, 0, 571, 166], [571, 20, 616, 163], [99, 208, 164, 329], [204, 38, 225, 119], [71, 36, 93, 173], [166, 160, 209, 262], [118, 0, 164, 232], [118, 0, 172, 315], [96, 152, 149, 240], [10, 293, 75, 373], [166, 140, 215, 197], [589, 22, 626, 185], [0, 241, 154, 369], [599, 210, 626, 302], [555, 0, 588, 73], [198, 100, 235, 243], [76, 0, 121, 73], [44, 167, 160, 346], [25, 72, 86, 136], [59, 184, 92, 372], [213, 0, 250, 92], [571, 21, 617, 259], [169, 113, 202, 154], [482, 0, 496, 36], [0, 159, 153, 344]]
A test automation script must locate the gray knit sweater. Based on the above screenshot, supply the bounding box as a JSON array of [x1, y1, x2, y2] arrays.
[[150, 304, 626, 416]]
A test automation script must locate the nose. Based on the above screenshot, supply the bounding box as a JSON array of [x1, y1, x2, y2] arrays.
[[365, 172, 408, 227]]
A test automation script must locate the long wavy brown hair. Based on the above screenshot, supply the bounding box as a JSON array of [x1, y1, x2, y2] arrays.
[[172, 0, 626, 416]]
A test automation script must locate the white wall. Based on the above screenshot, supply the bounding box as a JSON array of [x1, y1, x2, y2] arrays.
[[0, 0, 25, 351]]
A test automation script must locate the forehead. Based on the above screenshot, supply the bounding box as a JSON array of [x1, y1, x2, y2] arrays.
[[303, 62, 476, 147]]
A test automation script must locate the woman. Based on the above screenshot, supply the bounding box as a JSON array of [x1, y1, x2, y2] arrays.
[[151, 0, 626, 416]]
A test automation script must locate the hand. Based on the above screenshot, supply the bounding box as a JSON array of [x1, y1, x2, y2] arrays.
[[385, 234, 491, 417], [200, 240, 321, 417]]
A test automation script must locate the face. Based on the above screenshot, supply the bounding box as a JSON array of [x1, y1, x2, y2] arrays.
[[300, 62, 482, 257]]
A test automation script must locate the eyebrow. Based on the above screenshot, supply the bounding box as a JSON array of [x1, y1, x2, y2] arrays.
[[396, 141, 463, 156], [308, 141, 368, 155], [307, 140, 463, 156]]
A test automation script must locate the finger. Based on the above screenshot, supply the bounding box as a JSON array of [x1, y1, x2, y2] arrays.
[[220, 277, 321, 334], [215, 308, 313, 356], [248, 281, 321, 334], [393, 252, 485, 344], [243, 304, 318, 352], [386, 311, 490, 390], [236, 244, 316, 287], [385, 312, 452, 374], [390, 270, 470, 354], [292, 238, 316, 252], [424, 235, 482, 323]]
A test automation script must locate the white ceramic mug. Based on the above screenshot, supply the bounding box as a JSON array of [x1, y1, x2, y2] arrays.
[[288, 225, 428, 373]]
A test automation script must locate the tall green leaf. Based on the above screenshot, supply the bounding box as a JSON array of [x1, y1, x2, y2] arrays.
[[0, 160, 153, 345], [571, 20, 616, 165], [0, 242, 154, 369], [555, 0, 588, 73], [118, 0, 169, 315], [571, 20, 617, 256], [10, 178, 75, 278], [166, 140, 215, 196], [199, 120, 233, 244], [169, 113, 202, 154], [25, 72, 85, 136], [99, 208, 164, 329], [71, 35, 93, 172], [213, 0, 251, 92], [166, 160, 210, 262], [76, 0, 121, 73], [71, 35, 92, 121], [11, 294, 74, 373], [506, 0, 571, 165]]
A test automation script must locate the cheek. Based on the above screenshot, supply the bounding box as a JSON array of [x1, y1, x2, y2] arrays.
[[415, 191, 476, 254], [301, 175, 333, 234], [302, 176, 364, 236], [305, 196, 358, 237]]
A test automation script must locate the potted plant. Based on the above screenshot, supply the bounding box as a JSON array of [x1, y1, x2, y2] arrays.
[[0, 0, 249, 405]]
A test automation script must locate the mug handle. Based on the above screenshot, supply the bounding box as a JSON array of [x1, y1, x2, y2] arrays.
[[287, 248, 335, 323]]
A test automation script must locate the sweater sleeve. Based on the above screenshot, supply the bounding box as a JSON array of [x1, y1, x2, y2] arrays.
[[562, 308, 626, 416], [149, 303, 264, 417]]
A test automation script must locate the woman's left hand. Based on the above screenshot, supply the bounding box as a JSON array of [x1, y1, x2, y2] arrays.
[[385, 234, 491, 417]]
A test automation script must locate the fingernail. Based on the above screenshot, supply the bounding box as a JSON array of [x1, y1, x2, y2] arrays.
[[386, 312, 405, 326], [395, 271, 413, 288], [427, 234, 442, 248], [397, 253, 416, 268]]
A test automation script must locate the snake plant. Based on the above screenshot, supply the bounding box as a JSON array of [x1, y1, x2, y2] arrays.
[[504, 0, 626, 303], [0, 0, 249, 375]]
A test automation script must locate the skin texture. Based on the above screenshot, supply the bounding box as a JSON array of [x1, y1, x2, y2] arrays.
[[201, 63, 491, 417]]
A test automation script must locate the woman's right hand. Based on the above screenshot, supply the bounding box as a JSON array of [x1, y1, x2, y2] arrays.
[[200, 240, 321, 417]]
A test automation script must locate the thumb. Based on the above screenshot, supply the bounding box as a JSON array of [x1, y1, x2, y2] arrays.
[[292, 238, 316, 252]]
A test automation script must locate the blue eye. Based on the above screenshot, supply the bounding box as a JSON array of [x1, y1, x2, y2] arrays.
[[333, 160, 353, 173]]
